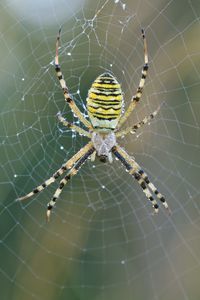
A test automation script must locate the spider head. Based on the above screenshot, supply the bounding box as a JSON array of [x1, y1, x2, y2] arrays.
[[99, 155, 107, 163]]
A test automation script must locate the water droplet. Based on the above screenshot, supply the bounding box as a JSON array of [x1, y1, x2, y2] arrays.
[[130, 130, 136, 134], [22, 78, 25, 81], [60, 146, 64, 150], [67, 52, 71, 56], [14, 174, 17, 178], [101, 185, 105, 189]]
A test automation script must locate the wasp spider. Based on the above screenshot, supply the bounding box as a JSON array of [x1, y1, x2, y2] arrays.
[[18, 29, 171, 221]]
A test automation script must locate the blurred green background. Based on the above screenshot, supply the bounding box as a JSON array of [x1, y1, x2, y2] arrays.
[[1, 0, 200, 299]]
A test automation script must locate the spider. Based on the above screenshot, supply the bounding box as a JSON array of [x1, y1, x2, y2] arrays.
[[18, 28, 170, 221]]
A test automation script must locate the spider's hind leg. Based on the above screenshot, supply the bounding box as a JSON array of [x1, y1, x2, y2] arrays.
[[117, 29, 149, 129], [55, 29, 92, 129]]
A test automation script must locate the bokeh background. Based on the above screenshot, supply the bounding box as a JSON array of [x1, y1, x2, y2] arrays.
[[1, 0, 200, 299]]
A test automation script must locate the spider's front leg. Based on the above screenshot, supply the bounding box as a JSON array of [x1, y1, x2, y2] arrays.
[[17, 142, 93, 202], [46, 145, 95, 221], [112, 144, 171, 214]]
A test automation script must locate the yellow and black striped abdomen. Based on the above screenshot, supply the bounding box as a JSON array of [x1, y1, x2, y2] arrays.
[[87, 73, 123, 130]]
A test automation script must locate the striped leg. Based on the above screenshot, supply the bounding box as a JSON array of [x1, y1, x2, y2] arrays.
[[55, 29, 92, 129], [112, 144, 170, 213], [134, 172, 159, 213], [18, 142, 93, 201], [46, 146, 95, 221], [112, 145, 159, 213], [138, 169, 171, 213], [117, 29, 149, 129], [57, 112, 91, 138], [116, 105, 160, 138]]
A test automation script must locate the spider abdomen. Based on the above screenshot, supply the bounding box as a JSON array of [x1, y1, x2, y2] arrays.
[[87, 73, 123, 131]]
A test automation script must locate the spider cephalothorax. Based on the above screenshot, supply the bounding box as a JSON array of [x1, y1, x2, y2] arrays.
[[18, 29, 171, 221], [91, 131, 116, 163]]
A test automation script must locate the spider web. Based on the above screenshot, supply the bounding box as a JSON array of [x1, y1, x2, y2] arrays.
[[1, 0, 200, 299]]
